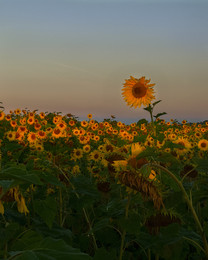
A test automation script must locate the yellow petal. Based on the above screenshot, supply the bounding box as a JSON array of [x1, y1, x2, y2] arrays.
[[112, 160, 128, 170], [149, 170, 157, 180], [0, 200, 4, 215], [131, 143, 144, 157]]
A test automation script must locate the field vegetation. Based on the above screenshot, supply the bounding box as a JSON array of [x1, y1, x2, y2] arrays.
[[0, 77, 208, 259]]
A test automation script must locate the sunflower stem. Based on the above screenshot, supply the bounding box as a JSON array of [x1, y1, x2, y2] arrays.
[[144, 104, 156, 137], [149, 106, 156, 137], [148, 249, 151, 260], [119, 195, 130, 260], [59, 187, 63, 227], [155, 253, 159, 260], [147, 162, 208, 259], [51, 161, 98, 252]]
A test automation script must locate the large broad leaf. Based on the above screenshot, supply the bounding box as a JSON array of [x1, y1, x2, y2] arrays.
[[194, 158, 208, 173], [95, 227, 120, 248], [30, 170, 63, 187], [0, 180, 16, 197], [104, 198, 126, 217], [71, 175, 99, 198], [154, 152, 180, 166], [3, 142, 22, 152], [33, 196, 57, 228], [10, 230, 43, 250], [32, 219, 73, 244], [8, 251, 39, 260], [135, 147, 159, 161], [17, 147, 31, 164], [9, 231, 92, 260], [90, 218, 110, 234], [69, 175, 100, 209], [93, 247, 117, 260], [1, 167, 43, 185], [135, 225, 202, 259], [0, 222, 21, 244], [118, 212, 141, 235]]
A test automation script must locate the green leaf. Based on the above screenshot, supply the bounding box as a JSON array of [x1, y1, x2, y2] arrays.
[[9, 232, 92, 260], [0, 180, 15, 191], [34, 224, 73, 245], [17, 147, 30, 164], [70, 175, 100, 208], [153, 112, 167, 119], [119, 213, 141, 234], [137, 119, 148, 125], [96, 227, 120, 248], [105, 198, 126, 217], [11, 230, 43, 250], [33, 196, 57, 228], [135, 146, 158, 160], [93, 248, 117, 260], [143, 105, 152, 113], [155, 152, 182, 170], [9, 251, 39, 260], [194, 158, 208, 172], [0, 223, 21, 245], [37, 171, 64, 187], [90, 218, 109, 233], [3, 142, 22, 152], [1, 167, 43, 185], [140, 164, 151, 178], [152, 100, 162, 107], [25, 159, 35, 171]]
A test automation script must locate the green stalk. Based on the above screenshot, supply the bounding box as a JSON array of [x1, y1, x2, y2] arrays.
[[0, 152, 1, 171], [147, 249, 151, 260], [4, 242, 7, 259], [119, 231, 126, 260], [59, 187, 63, 227], [30, 185, 35, 218], [119, 196, 130, 260], [149, 107, 156, 137], [183, 236, 206, 254], [52, 162, 98, 251], [148, 163, 208, 259], [155, 253, 159, 260], [82, 207, 98, 251]]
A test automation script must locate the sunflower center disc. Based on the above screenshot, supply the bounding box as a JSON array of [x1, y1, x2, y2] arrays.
[[132, 83, 147, 98]]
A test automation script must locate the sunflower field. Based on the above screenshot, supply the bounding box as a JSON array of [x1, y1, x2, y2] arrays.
[[0, 77, 208, 260]]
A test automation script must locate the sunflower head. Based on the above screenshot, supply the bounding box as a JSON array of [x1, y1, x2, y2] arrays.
[[122, 76, 155, 108]]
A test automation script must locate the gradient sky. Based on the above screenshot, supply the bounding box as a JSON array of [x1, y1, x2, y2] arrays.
[[1, 0, 208, 123]]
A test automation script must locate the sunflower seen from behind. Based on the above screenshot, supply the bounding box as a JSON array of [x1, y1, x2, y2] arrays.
[[122, 76, 155, 108]]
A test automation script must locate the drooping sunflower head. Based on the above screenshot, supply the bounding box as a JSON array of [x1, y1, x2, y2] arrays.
[[122, 76, 155, 108]]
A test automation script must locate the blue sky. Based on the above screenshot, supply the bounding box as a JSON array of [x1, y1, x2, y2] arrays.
[[1, 0, 208, 123]]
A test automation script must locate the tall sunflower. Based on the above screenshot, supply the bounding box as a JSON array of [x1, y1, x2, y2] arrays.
[[122, 76, 155, 108]]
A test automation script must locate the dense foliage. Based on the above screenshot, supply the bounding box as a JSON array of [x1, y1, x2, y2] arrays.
[[0, 108, 208, 259]]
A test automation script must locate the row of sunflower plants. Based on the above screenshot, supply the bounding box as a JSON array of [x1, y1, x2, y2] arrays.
[[0, 76, 208, 259]]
